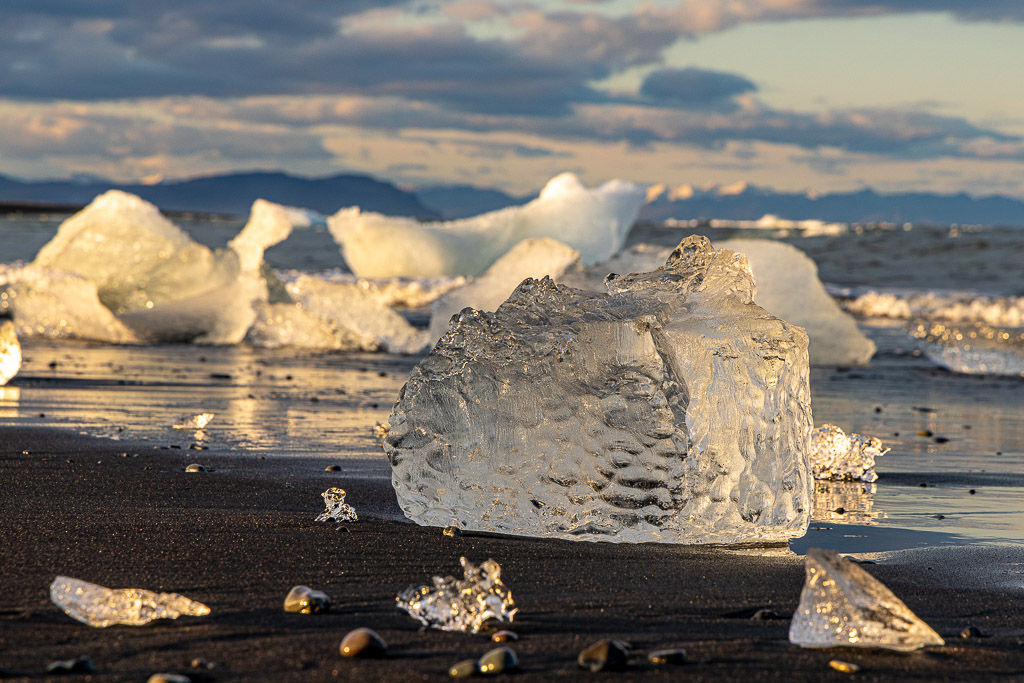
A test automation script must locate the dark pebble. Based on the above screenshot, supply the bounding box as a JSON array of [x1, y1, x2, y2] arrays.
[[477, 647, 518, 675], [47, 656, 94, 674], [209, 372, 232, 380], [189, 658, 213, 669], [325, 465, 342, 471], [969, 489, 977, 494], [578, 639, 630, 672], [917, 430, 934, 437], [834, 507, 845, 515], [934, 436, 950, 443], [310, 396, 320, 402], [648, 649, 687, 666], [378, 371, 388, 377], [340, 628, 387, 658], [919, 483, 929, 488], [284, 585, 331, 614], [961, 625, 989, 638], [874, 406, 882, 413], [750, 608, 782, 621], [491, 630, 518, 642], [931, 514, 946, 520], [449, 659, 478, 679], [188, 443, 207, 450]]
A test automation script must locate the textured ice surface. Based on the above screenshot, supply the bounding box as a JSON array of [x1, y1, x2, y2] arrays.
[[396, 557, 516, 633], [810, 424, 888, 483], [0, 319, 22, 386], [247, 275, 428, 353], [428, 237, 580, 344], [328, 173, 645, 278], [385, 236, 812, 544], [50, 576, 210, 627], [315, 487, 358, 523], [789, 548, 944, 652], [911, 321, 1024, 376]]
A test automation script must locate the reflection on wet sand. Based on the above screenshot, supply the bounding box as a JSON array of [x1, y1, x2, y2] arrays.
[[812, 480, 883, 525]]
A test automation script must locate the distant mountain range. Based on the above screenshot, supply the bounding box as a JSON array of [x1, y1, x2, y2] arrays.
[[0, 171, 439, 218], [2, 171, 1023, 227]]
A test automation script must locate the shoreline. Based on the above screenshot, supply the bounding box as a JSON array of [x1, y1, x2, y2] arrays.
[[2, 426, 1022, 681]]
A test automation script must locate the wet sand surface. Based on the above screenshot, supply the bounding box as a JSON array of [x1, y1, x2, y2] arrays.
[[2, 427, 1024, 681]]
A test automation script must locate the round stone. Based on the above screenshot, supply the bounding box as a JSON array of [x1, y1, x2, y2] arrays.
[[448, 659, 479, 679], [477, 647, 519, 675], [491, 630, 518, 643], [184, 463, 207, 472], [960, 625, 987, 638], [340, 627, 387, 658], [325, 465, 342, 471], [284, 585, 331, 614], [147, 674, 191, 683], [647, 649, 687, 666], [829, 659, 860, 674], [577, 639, 630, 672]]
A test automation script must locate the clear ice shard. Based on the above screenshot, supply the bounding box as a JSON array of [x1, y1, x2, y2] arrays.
[[171, 413, 214, 430], [315, 487, 358, 522], [911, 321, 1024, 376], [396, 557, 517, 633], [0, 319, 21, 386], [385, 236, 813, 544], [810, 424, 888, 483], [789, 548, 944, 652], [328, 172, 645, 278], [50, 576, 211, 627]]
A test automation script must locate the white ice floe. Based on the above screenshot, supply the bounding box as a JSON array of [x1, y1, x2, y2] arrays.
[[386, 236, 812, 544], [0, 319, 21, 386], [427, 237, 580, 344], [50, 576, 210, 628], [911, 321, 1024, 376], [810, 424, 888, 482], [327, 172, 645, 278], [843, 290, 1024, 328], [790, 548, 944, 652]]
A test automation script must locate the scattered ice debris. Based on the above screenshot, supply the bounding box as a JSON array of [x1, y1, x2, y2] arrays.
[[339, 627, 387, 658], [577, 639, 631, 672], [50, 576, 211, 627], [843, 290, 1024, 328], [172, 413, 214, 430], [812, 481, 882, 525], [427, 237, 580, 344], [810, 424, 888, 483], [911, 322, 1024, 376], [386, 236, 812, 544], [789, 548, 944, 652], [328, 172, 645, 278], [315, 487, 358, 523], [396, 557, 516, 633], [0, 319, 21, 385], [283, 585, 331, 614]]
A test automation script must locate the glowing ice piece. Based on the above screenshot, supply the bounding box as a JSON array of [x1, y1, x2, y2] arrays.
[[396, 557, 517, 633], [315, 487, 358, 523], [50, 576, 210, 627], [810, 424, 888, 483], [171, 413, 214, 430], [328, 172, 645, 278], [789, 548, 944, 652], [911, 321, 1024, 376], [385, 236, 813, 544], [428, 237, 580, 344], [0, 319, 21, 386]]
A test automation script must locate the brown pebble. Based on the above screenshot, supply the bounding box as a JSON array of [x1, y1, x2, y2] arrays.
[[449, 659, 478, 678], [917, 430, 933, 437], [477, 647, 519, 675], [491, 630, 518, 642], [578, 639, 630, 672], [146, 675, 191, 683], [648, 649, 687, 665], [829, 659, 860, 674], [189, 658, 212, 669], [961, 625, 988, 638], [184, 463, 207, 472], [325, 465, 342, 471], [340, 627, 387, 658], [284, 585, 331, 614]]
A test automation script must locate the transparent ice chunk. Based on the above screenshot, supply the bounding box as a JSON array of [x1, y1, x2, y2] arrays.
[[315, 487, 358, 523], [50, 576, 210, 627], [911, 321, 1024, 376], [385, 236, 813, 544], [789, 548, 944, 652], [810, 424, 888, 483], [396, 557, 517, 633], [171, 413, 214, 430], [0, 319, 21, 386]]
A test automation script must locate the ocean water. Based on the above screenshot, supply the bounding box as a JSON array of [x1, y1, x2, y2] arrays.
[[2, 210, 1023, 552]]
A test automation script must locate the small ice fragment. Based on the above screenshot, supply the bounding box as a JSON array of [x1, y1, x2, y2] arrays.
[[810, 424, 888, 482], [0, 319, 21, 386], [789, 548, 944, 652], [315, 487, 358, 523], [50, 576, 210, 627], [171, 413, 214, 430], [395, 557, 517, 633]]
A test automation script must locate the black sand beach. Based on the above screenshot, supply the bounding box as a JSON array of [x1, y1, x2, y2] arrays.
[[2, 426, 1023, 681]]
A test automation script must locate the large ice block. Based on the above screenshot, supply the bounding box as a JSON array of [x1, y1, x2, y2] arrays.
[[789, 548, 944, 651], [328, 173, 645, 278], [0, 319, 21, 385], [50, 576, 210, 627], [385, 236, 813, 544]]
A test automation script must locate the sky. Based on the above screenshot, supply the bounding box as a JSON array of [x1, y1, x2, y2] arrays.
[[2, 1, 1024, 197]]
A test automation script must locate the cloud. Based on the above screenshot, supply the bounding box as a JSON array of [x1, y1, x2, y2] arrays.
[[639, 67, 757, 110]]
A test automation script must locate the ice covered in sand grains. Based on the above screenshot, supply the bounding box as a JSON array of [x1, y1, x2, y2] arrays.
[[327, 172, 646, 278], [385, 236, 813, 544]]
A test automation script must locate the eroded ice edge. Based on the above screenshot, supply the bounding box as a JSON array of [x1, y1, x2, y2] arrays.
[[50, 576, 210, 627], [385, 236, 813, 544], [789, 548, 944, 652], [809, 424, 888, 483], [396, 557, 516, 633]]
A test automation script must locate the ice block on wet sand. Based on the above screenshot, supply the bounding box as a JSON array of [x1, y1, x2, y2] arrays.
[[790, 548, 944, 651], [50, 576, 210, 627], [810, 424, 888, 482], [385, 236, 813, 544]]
